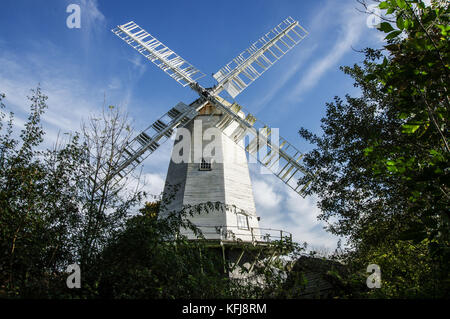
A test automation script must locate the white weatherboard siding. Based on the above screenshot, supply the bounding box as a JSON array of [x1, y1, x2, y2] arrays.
[[161, 107, 261, 242]]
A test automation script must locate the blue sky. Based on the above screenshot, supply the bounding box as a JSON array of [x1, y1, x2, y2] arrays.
[[0, 0, 388, 251]]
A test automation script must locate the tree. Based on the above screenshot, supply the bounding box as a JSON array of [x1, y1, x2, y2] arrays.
[[0, 88, 87, 297], [0, 88, 146, 298], [298, 0, 449, 297], [75, 105, 144, 293], [370, 0, 448, 251]]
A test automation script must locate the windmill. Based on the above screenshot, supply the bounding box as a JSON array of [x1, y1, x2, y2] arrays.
[[107, 17, 312, 275]]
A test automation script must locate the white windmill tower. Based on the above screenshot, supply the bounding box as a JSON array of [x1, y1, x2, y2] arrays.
[[105, 17, 312, 273]]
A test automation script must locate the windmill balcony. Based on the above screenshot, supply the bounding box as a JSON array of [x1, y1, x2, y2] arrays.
[[182, 225, 292, 246]]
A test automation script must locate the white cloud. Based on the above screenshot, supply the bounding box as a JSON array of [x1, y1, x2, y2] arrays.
[[142, 173, 166, 196], [0, 0, 143, 151], [81, 0, 105, 23], [0, 23, 173, 206], [124, 172, 166, 198], [250, 167, 341, 250], [290, 5, 366, 99], [0, 52, 104, 147], [253, 179, 282, 209]]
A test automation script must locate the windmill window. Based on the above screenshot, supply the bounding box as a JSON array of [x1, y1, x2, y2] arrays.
[[237, 214, 249, 230], [199, 158, 212, 171]]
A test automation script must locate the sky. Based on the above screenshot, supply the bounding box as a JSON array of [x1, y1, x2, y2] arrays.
[[0, 0, 392, 251]]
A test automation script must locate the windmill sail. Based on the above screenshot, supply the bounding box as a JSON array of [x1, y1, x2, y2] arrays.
[[213, 17, 308, 98], [207, 96, 314, 197], [93, 101, 200, 192], [112, 21, 205, 87], [107, 17, 314, 197]]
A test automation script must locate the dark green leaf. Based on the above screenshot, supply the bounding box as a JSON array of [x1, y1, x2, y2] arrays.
[[385, 30, 402, 39], [396, 16, 404, 30], [379, 22, 395, 33]]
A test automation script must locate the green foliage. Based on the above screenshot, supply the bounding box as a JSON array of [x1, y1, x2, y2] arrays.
[[0, 88, 87, 297], [92, 206, 232, 299], [298, 0, 449, 298], [91, 200, 311, 299], [0, 88, 143, 298], [371, 0, 449, 274]]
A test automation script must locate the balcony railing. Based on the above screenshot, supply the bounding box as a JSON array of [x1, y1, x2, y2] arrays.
[[182, 225, 292, 244]]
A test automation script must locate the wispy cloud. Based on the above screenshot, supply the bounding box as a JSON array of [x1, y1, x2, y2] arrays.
[[108, 77, 122, 90], [0, 43, 121, 148], [249, 0, 371, 113], [127, 54, 148, 78], [252, 44, 318, 114], [253, 179, 282, 209], [289, 4, 367, 100], [80, 0, 106, 51]]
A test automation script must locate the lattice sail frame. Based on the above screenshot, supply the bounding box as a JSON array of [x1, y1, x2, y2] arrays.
[[112, 21, 205, 87], [92, 101, 201, 192], [203, 96, 313, 197], [213, 17, 308, 98]]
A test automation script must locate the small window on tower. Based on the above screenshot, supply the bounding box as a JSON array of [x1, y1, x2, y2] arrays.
[[237, 214, 249, 230], [199, 158, 212, 171]]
